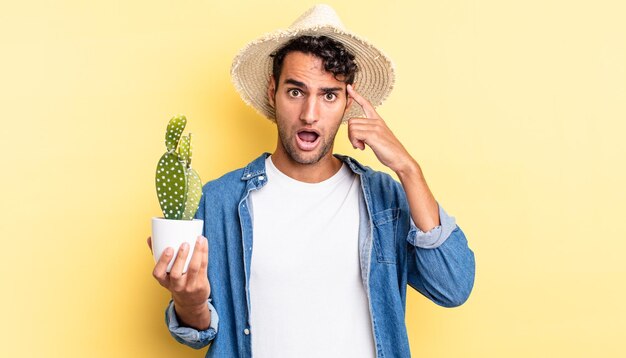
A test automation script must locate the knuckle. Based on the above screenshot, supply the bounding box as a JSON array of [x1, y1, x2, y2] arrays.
[[169, 272, 182, 281], [171, 284, 184, 294], [152, 269, 163, 280]]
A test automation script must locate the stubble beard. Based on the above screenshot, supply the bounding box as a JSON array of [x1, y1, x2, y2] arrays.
[[276, 121, 341, 165]]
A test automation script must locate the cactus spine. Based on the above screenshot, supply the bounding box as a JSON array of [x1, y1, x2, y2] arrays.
[[156, 115, 202, 220]]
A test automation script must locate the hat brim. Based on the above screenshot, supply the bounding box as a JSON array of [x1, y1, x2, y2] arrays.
[[231, 26, 395, 122]]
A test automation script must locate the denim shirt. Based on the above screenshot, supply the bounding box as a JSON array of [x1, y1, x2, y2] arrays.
[[165, 152, 476, 357]]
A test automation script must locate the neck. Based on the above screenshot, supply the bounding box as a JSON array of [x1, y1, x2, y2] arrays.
[[271, 147, 342, 183]]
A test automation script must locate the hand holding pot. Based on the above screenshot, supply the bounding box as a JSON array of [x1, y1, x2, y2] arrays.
[[148, 235, 212, 330]]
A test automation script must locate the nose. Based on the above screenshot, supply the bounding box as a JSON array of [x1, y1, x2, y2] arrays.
[[300, 95, 319, 124]]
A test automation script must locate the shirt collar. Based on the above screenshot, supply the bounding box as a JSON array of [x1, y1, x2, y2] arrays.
[[241, 152, 367, 181]]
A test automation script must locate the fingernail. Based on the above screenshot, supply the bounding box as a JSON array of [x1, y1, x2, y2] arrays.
[[164, 247, 173, 256], [181, 242, 189, 250], [197, 236, 202, 244]]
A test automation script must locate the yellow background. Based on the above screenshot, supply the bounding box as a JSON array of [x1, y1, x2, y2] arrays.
[[2, 0, 625, 356]]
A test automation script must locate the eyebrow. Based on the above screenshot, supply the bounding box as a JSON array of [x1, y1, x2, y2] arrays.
[[283, 78, 343, 92]]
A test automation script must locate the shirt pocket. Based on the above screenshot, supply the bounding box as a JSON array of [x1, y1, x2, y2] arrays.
[[372, 208, 399, 264]]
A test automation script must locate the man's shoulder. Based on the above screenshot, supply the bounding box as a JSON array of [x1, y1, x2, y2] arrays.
[[336, 154, 407, 211], [360, 165, 397, 183], [362, 167, 403, 197], [200, 153, 269, 195], [203, 168, 244, 191], [337, 154, 399, 187]]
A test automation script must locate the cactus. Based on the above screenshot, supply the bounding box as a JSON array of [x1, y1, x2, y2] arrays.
[[156, 114, 202, 220]]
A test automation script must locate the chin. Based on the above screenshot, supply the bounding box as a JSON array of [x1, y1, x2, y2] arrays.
[[276, 124, 336, 165], [287, 150, 326, 165]]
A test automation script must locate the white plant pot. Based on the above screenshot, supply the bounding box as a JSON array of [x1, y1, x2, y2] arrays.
[[151, 217, 204, 273]]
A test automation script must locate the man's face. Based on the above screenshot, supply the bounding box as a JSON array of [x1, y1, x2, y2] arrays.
[[268, 51, 353, 165]]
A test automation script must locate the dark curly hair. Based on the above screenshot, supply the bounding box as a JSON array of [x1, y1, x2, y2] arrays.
[[270, 35, 358, 89]]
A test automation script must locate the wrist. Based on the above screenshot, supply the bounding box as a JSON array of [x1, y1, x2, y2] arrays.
[[173, 299, 211, 330], [173, 297, 209, 313], [394, 157, 421, 179]]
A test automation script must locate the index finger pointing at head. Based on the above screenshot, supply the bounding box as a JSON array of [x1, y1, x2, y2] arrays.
[[347, 84, 379, 119]]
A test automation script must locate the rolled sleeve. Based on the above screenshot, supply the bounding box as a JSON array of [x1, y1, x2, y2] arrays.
[[407, 203, 457, 249], [165, 298, 219, 349]]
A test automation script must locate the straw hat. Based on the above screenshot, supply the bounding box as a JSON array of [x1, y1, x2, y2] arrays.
[[230, 4, 395, 122]]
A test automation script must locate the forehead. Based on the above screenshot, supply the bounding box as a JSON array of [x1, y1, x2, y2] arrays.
[[278, 51, 346, 87]]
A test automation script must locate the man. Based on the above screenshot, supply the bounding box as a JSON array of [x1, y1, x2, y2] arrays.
[[148, 4, 475, 357]]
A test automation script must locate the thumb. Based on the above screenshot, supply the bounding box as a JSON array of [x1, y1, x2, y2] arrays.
[[348, 121, 366, 150]]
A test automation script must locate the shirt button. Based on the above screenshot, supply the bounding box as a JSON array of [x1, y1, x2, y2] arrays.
[[258, 176, 264, 181], [244, 328, 250, 335]]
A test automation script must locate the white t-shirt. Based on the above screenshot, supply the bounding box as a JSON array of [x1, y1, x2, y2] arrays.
[[247, 156, 376, 358]]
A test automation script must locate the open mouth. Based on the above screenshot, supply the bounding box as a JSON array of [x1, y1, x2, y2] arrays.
[[296, 130, 320, 151]]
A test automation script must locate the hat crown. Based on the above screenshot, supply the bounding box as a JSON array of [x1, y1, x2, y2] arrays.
[[231, 4, 394, 122], [288, 4, 346, 31]]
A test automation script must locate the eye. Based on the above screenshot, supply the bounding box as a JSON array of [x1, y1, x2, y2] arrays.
[[288, 89, 302, 97], [324, 92, 337, 101]]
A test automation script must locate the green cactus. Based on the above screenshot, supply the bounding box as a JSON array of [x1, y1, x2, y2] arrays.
[[156, 114, 202, 220]]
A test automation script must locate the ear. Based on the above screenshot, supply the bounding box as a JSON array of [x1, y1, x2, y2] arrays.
[[267, 75, 276, 109]]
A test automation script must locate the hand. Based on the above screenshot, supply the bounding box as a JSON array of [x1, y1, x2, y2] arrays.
[[148, 235, 212, 329], [347, 85, 441, 231], [346, 84, 417, 174]]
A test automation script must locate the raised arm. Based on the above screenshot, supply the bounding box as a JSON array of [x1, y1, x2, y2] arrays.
[[346, 84, 475, 306]]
